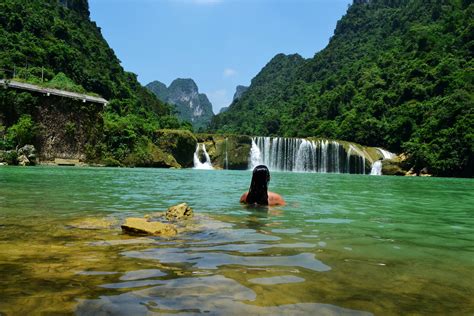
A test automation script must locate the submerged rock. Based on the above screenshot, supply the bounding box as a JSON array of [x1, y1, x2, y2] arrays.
[[144, 212, 165, 220], [121, 218, 177, 237], [166, 203, 193, 221], [67, 217, 118, 230]]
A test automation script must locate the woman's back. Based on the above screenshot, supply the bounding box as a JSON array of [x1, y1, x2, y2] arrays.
[[240, 165, 285, 206]]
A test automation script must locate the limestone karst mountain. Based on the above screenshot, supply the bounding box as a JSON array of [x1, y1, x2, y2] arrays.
[[147, 79, 214, 130]]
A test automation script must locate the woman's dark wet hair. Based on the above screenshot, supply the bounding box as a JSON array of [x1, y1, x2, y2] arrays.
[[246, 165, 270, 205]]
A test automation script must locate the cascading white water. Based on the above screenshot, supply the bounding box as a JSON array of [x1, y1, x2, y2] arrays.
[[370, 160, 383, 175], [295, 140, 314, 172], [369, 147, 395, 175], [193, 144, 214, 170], [224, 137, 229, 170], [249, 139, 262, 170], [377, 148, 395, 160], [249, 136, 368, 174], [347, 144, 367, 174]]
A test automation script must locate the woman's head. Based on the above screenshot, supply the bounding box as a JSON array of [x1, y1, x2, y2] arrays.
[[246, 165, 270, 205]]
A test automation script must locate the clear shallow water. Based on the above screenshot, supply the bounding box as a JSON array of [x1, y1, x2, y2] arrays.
[[0, 166, 473, 315]]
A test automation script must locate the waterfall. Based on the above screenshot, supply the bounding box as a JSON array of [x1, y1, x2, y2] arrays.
[[224, 137, 229, 170], [193, 144, 214, 170], [370, 160, 383, 175], [369, 147, 395, 175], [377, 148, 395, 160], [249, 136, 368, 174], [249, 139, 262, 170]]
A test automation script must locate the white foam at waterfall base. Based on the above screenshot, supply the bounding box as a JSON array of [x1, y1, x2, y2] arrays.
[[370, 160, 383, 176], [193, 144, 214, 170]]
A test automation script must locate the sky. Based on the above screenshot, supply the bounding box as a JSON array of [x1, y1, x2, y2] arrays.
[[89, 0, 352, 113]]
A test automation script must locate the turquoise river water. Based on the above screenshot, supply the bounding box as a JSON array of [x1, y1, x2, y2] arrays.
[[0, 166, 473, 315]]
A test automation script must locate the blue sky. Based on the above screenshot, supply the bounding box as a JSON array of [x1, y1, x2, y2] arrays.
[[89, 0, 351, 113]]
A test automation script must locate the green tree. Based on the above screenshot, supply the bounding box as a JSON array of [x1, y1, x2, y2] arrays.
[[5, 114, 37, 148]]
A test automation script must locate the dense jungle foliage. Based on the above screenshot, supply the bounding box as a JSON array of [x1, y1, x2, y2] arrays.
[[0, 0, 188, 163], [211, 0, 473, 177]]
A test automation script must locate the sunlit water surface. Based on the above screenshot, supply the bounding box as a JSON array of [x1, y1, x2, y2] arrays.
[[0, 167, 473, 315]]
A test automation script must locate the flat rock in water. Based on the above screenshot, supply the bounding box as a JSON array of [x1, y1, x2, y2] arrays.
[[166, 203, 193, 221], [121, 218, 177, 237]]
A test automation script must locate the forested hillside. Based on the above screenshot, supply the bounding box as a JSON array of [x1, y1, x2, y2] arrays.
[[0, 0, 186, 164], [211, 0, 473, 177]]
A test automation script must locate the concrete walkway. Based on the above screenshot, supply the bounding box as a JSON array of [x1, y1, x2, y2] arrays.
[[0, 79, 108, 105]]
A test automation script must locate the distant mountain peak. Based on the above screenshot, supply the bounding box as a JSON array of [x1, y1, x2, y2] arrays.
[[146, 79, 214, 130], [233, 85, 249, 101], [58, 0, 90, 17]]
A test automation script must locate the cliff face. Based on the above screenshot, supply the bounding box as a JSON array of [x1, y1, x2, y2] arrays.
[[146, 79, 214, 130], [233, 85, 249, 101], [35, 96, 103, 161], [0, 86, 103, 162], [58, 0, 90, 17]]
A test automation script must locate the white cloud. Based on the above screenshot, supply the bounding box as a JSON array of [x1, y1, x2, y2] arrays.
[[223, 68, 237, 77]]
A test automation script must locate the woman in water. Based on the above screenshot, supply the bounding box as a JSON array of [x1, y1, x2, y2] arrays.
[[240, 165, 285, 206]]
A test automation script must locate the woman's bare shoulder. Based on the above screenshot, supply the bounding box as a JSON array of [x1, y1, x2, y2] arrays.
[[268, 191, 286, 206]]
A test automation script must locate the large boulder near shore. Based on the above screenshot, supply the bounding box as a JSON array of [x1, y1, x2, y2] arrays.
[[382, 159, 406, 176], [0, 145, 37, 166], [17, 154, 30, 166], [18, 145, 37, 165], [121, 218, 177, 237], [382, 154, 410, 176]]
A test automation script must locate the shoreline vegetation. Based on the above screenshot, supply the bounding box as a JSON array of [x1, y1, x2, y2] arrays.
[[1, 134, 426, 177]]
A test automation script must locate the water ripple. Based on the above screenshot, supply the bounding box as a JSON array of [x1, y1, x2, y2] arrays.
[[77, 275, 372, 316], [122, 248, 331, 272]]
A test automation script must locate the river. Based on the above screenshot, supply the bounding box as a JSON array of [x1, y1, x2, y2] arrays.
[[0, 166, 473, 315]]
